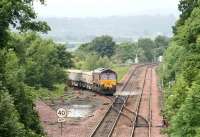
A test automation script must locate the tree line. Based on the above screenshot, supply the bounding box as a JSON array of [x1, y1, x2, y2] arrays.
[[74, 35, 169, 70], [0, 0, 73, 136], [159, 0, 200, 136], [0, 0, 170, 136]]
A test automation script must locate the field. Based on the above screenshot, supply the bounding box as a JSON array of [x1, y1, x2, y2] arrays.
[[112, 64, 130, 81]]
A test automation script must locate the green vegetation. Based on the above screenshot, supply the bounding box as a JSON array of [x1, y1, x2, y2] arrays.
[[113, 42, 138, 64], [73, 35, 169, 85], [74, 35, 169, 71], [90, 36, 116, 57], [0, 1, 171, 136], [0, 92, 25, 137], [33, 84, 74, 101], [0, 32, 73, 136], [10, 33, 73, 90], [112, 65, 130, 81], [159, 0, 200, 136], [0, 1, 73, 136]]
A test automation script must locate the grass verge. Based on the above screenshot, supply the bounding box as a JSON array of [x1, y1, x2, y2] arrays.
[[112, 64, 130, 81], [33, 84, 74, 101]]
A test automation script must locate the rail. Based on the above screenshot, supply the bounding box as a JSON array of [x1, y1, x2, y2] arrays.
[[131, 65, 153, 137], [89, 64, 145, 137], [148, 66, 152, 137]]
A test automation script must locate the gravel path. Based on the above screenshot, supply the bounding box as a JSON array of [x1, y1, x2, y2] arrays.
[[151, 67, 165, 137]]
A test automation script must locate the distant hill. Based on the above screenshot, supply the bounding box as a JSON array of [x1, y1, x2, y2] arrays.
[[40, 15, 177, 43]]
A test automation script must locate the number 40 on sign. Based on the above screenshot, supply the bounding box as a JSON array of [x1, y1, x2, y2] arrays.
[[57, 108, 67, 118], [56, 108, 67, 136]]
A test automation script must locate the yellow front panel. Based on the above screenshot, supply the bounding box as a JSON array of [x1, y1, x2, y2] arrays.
[[100, 80, 117, 88]]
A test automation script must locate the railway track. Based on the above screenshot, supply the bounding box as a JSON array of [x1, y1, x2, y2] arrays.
[[110, 66, 147, 137], [131, 65, 153, 137], [89, 64, 146, 137], [148, 67, 152, 137]]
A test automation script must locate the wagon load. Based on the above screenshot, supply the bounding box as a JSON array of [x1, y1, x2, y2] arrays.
[[66, 68, 117, 95]]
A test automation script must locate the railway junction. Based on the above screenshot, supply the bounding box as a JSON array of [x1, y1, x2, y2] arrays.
[[36, 64, 165, 137]]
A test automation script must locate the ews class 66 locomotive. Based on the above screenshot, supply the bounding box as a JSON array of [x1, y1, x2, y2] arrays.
[[67, 68, 117, 95]]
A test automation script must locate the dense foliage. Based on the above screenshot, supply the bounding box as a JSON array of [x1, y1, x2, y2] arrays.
[[0, 0, 73, 136], [0, 32, 73, 136], [90, 36, 116, 57], [10, 33, 73, 89], [159, 0, 200, 136], [75, 35, 169, 70], [0, 1, 170, 136]]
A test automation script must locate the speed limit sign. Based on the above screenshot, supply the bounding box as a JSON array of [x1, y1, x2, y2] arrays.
[[57, 108, 67, 118]]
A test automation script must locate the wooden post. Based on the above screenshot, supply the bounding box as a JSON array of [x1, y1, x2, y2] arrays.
[[61, 122, 63, 136]]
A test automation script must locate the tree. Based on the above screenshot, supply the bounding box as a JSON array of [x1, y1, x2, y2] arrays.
[[4, 50, 44, 136], [22, 33, 73, 89], [0, 0, 51, 136], [97, 56, 111, 68], [176, 0, 198, 26], [159, 42, 185, 85], [114, 42, 137, 63], [154, 35, 170, 57], [82, 53, 100, 70], [0, 91, 25, 137], [77, 53, 112, 70], [91, 35, 116, 57], [0, 0, 50, 48], [138, 38, 155, 62], [160, 1, 200, 136], [56, 45, 74, 68], [169, 83, 200, 137]]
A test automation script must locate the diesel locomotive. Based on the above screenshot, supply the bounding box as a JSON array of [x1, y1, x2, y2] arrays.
[[67, 68, 117, 95]]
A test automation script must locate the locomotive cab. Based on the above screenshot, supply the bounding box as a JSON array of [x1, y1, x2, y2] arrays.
[[93, 68, 117, 95]]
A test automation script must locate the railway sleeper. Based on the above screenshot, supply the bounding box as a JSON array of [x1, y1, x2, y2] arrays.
[[115, 96, 126, 102], [124, 106, 136, 115], [113, 102, 124, 105], [112, 106, 123, 113], [123, 106, 149, 125], [112, 107, 133, 123], [120, 112, 132, 123], [112, 106, 139, 124], [112, 106, 149, 126], [154, 124, 164, 128], [136, 124, 149, 127]]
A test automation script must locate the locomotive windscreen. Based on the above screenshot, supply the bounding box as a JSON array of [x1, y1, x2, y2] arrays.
[[109, 73, 116, 80], [101, 73, 116, 80]]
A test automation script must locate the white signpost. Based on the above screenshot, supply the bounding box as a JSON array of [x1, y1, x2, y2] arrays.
[[57, 108, 67, 118], [57, 108, 67, 136]]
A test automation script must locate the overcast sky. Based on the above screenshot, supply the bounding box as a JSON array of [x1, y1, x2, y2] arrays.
[[34, 0, 180, 18]]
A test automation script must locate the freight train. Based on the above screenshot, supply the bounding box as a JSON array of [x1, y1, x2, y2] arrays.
[[67, 68, 117, 95]]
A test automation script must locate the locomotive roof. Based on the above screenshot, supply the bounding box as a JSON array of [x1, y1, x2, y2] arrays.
[[67, 69, 92, 74], [93, 68, 116, 74], [67, 69, 82, 73], [67, 68, 116, 74], [81, 71, 93, 75]]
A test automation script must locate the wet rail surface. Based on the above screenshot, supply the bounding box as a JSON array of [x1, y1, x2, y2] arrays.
[[89, 65, 146, 137]]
